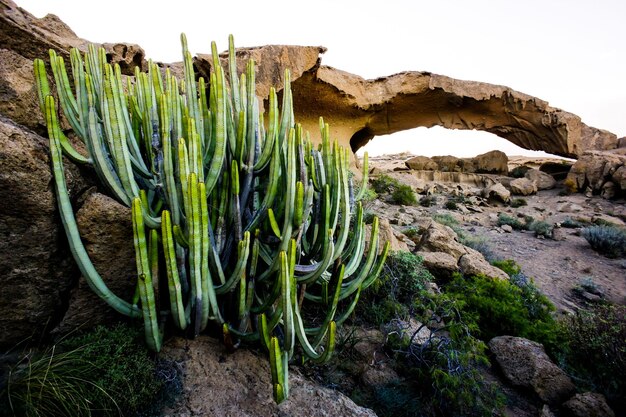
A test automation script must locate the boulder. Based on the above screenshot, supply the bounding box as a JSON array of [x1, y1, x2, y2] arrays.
[[539, 161, 572, 181], [0, 116, 78, 348], [162, 337, 377, 417], [567, 150, 626, 197], [488, 336, 575, 405], [405, 155, 438, 171], [431, 155, 463, 172], [416, 251, 458, 278], [417, 221, 467, 260], [458, 248, 509, 280], [473, 150, 508, 175], [562, 392, 615, 417], [510, 177, 537, 196], [524, 169, 556, 190], [54, 192, 136, 334], [483, 182, 511, 203], [375, 218, 409, 253]]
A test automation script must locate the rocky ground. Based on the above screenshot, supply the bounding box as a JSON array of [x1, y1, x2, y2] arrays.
[[367, 153, 626, 313]]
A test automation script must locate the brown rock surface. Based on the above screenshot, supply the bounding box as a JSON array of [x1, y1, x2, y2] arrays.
[[0, 115, 75, 347], [524, 168, 557, 190], [488, 336, 575, 405], [54, 192, 136, 334], [405, 155, 439, 171], [473, 150, 508, 175], [458, 248, 509, 280], [567, 150, 626, 196], [162, 337, 377, 417], [510, 177, 538, 196], [562, 392, 615, 417]]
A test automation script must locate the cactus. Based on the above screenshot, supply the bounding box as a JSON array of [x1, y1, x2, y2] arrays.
[[35, 35, 388, 403]]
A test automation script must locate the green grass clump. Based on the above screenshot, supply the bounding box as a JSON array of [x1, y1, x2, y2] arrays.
[[528, 220, 553, 238], [371, 174, 398, 194], [497, 213, 527, 230], [59, 324, 164, 415], [561, 217, 586, 228], [432, 213, 459, 229], [491, 259, 522, 277], [510, 198, 527, 208], [581, 225, 626, 258]]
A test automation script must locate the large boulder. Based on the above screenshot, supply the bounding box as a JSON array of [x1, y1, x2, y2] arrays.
[[458, 248, 509, 280], [405, 155, 438, 171], [417, 221, 467, 260], [488, 336, 575, 405], [0, 116, 76, 348], [416, 251, 458, 278], [472, 150, 508, 175], [524, 169, 556, 190], [567, 150, 626, 197], [483, 182, 511, 203], [54, 192, 136, 334], [509, 177, 537, 196], [562, 392, 615, 417], [162, 337, 377, 417]]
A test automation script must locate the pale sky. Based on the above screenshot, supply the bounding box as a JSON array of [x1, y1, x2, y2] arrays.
[[16, 0, 626, 158]]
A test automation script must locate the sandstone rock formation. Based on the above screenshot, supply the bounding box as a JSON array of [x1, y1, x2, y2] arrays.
[[510, 177, 538, 196], [562, 392, 615, 417], [567, 149, 626, 196], [405, 150, 508, 175], [488, 336, 576, 405], [162, 337, 377, 417]]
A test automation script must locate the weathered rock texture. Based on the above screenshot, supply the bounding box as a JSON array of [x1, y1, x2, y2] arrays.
[[567, 149, 626, 196], [162, 337, 377, 417], [489, 336, 575, 405], [562, 392, 615, 417], [405, 150, 508, 175]]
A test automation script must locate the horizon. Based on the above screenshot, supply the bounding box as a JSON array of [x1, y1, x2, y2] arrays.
[[14, 0, 626, 158]]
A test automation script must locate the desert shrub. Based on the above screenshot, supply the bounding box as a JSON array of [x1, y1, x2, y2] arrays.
[[528, 219, 553, 238], [402, 226, 421, 244], [362, 210, 376, 225], [356, 186, 378, 204], [497, 213, 527, 230], [419, 195, 436, 207], [572, 276, 604, 297], [581, 225, 626, 258], [391, 184, 418, 206], [358, 252, 433, 325], [462, 236, 497, 263], [443, 273, 561, 352], [444, 200, 458, 210], [510, 198, 527, 208], [491, 259, 521, 277], [371, 174, 398, 194], [561, 304, 626, 413], [59, 324, 164, 415], [432, 213, 459, 229], [561, 217, 586, 228]]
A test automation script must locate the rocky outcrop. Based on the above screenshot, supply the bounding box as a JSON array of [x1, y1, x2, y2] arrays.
[[405, 150, 508, 175], [162, 337, 377, 417], [483, 183, 511, 203], [525, 169, 557, 190], [488, 336, 576, 405], [510, 177, 537, 196], [567, 150, 626, 197], [562, 392, 615, 417]]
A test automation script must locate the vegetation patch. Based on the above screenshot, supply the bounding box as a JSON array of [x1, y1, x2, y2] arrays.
[[510, 198, 527, 208], [581, 225, 626, 258]]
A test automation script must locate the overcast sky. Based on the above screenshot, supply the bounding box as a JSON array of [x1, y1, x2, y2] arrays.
[[16, 0, 626, 157]]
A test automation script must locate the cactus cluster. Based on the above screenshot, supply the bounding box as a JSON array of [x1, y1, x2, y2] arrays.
[[35, 35, 389, 403]]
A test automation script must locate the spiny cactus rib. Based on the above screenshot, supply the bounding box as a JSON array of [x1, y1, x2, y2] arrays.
[[162, 210, 187, 330], [45, 95, 140, 318]]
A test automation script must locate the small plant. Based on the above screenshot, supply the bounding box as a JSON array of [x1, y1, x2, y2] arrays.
[[581, 225, 626, 258], [572, 276, 604, 297], [491, 259, 522, 277], [445, 200, 458, 210], [497, 213, 527, 230], [561, 217, 586, 228], [528, 219, 553, 238], [510, 198, 527, 208], [371, 174, 399, 194], [419, 195, 436, 207], [561, 304, 626, 413], [432, 213, 459, 229], [562, 177, 578, 194], [402, 226, 421, 244], [392, 184, 418, 206]]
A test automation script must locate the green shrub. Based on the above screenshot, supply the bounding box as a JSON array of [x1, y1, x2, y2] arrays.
[[491, 259, 521, 277], [497, 213, 527, 230], [581, 225, 626, 258], [510, 198, 527, 208], [419, 195, 436, 207], [561, 304, 626, 413], [371, 174, 398, 194], [443, 273, 561, 352], [391, 184, 418, 206], [445, 200, 458, 210], [528, 220, 553, 238], [359, 252, 433, 325], [402, 226, 421, 244], [59, 324, 163, 415], [432, 213, 459, 229], [561, 217, 586, 228]]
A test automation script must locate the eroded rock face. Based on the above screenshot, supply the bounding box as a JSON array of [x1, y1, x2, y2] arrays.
[[162, 337, 377, 417], [562, 392, 615, 417], [488, 336, 575, 405], [567, 150, 626, 197], [510, 177, 537, 196]]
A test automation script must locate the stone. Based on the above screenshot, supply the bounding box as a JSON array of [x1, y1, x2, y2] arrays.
[[417, 221, 467, 261], [416, 251, 459, 278], [473, 150, 508, 175], [556, 202, 584, 213], [539, 405, 556, 417], [567, 150, 626, 195], [405, 155, 438, 171], [601, 181, 617, 199], [0, 49, 45, 133], [162, 337, 377, 417], [54, 192, 136, 334], [539, 161, 572, 181], [431, 155, 462, 172], [562, 392, 615, 417], [101, 43, 147, 75], [384, 318, 432, 346], [510, 177, 537, 196], [483, 183, 511, 203], [458, 248, 509, 280], [488, 336, 575, 404], [0, 115, 76, 348], [501, 224, 513, 233], [524, 169, 556, 190]]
